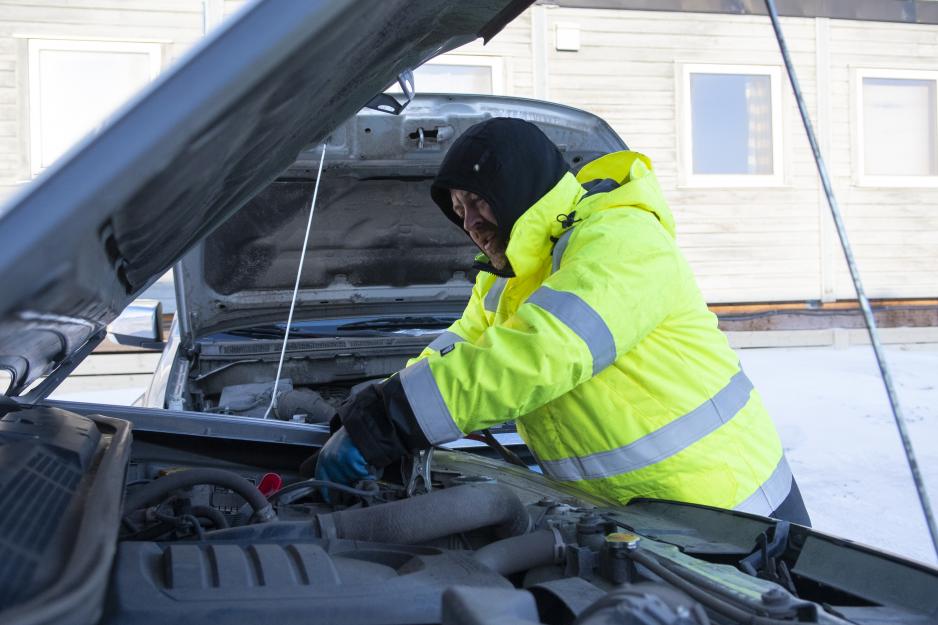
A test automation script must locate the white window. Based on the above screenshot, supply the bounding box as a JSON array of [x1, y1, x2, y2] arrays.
[[393, 55, 504, 96], [28, 39, 162, 175], [855, 69, 938, 187], [681, 64, 784, 187]]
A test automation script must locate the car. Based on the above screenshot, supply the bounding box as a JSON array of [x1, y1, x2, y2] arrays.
[[1, 2, 936, 625]]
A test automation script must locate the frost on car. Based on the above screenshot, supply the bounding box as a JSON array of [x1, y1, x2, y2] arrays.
[[0, 2, 937, 625]]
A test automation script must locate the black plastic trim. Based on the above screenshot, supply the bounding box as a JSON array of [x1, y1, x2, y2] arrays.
[[0, 413, 132, 625], [44, 400, 328, 448]]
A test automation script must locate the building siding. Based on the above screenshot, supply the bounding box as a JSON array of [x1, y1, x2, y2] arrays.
[[827, 18, 938, 299], [436, 7, 938, 303], [535, 8, 823, 303]]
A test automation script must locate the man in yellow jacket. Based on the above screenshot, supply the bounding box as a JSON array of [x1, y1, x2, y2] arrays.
[[316, 117, 810, 524]]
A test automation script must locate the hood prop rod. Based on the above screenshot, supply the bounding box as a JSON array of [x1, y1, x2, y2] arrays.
[[263, 143, 327, 420], [765, 0, 938, 559]]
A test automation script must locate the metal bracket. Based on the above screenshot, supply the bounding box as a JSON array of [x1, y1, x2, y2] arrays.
[[364, 70, 415, 115]]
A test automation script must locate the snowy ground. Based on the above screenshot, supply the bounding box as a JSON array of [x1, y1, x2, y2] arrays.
[[740, 344, 938, 567], [55, 343, 938, 566]]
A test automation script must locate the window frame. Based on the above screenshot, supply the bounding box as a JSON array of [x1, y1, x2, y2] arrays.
[[853, 67, 938, 188], [27, 38, 163, 176], [419, 54, 506, 96], [679, 63, 785, 188]]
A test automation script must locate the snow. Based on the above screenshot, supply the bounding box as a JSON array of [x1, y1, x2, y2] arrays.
[[739, 344, 938, 567]]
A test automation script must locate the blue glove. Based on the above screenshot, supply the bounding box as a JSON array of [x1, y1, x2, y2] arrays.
[[315, 427, 375, 500]]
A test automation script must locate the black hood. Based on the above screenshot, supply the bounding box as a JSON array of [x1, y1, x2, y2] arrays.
[[430, 117, 570, 244]]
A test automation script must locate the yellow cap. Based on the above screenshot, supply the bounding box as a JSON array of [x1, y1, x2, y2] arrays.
[[605, 532, 641, 548]]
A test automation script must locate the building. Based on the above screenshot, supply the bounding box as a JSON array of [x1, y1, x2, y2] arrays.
[[1, 0, 936, 314]]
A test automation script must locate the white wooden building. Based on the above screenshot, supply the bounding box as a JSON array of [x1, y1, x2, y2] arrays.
[[1, 0, 937, 307]]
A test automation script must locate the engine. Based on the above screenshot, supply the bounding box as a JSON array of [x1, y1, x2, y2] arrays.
[[3, 404, 932, 625], [112, 453, 709, 625]]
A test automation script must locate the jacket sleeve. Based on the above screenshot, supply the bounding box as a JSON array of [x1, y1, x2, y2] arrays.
[[341, 272, 493, 467], [343, 210, 679, 465], [405, 271, 494, 365]]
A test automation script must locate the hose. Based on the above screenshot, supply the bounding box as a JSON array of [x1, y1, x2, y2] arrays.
[[268, 479, 380, 504], [316, 483, 530, 545], [629, 548, 810, 625], [191, 505, 229, 530], [124, 468, 275, 523], [472, 528, 563, 576], [154, 510, 206, 541]]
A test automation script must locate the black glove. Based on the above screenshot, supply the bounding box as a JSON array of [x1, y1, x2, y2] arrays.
[[338, 374, 431, 469]]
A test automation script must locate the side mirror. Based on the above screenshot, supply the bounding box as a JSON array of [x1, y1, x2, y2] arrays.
[[107, 299, 165, 350]]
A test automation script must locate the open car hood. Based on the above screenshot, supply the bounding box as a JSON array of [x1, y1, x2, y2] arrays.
[[176, 94, 627, 341], [0, 0, 533, 397]]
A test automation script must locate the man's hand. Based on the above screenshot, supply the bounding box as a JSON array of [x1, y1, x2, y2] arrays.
[[314, 427, 375, 500]]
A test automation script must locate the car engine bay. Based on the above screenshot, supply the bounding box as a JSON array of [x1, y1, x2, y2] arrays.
[[172, 330, 432, 421], [2, 404, 938, 625], [113, 444, 741, 625]]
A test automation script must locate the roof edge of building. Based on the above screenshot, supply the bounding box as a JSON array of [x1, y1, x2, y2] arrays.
[[542, 0, 938, 26]]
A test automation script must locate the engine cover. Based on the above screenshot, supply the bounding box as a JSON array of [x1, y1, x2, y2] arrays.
[[104, 538, 512, 625]]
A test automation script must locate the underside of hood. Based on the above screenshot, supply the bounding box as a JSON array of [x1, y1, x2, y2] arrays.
[[0, 0, 533, 397], [178, 95, 628, 340]]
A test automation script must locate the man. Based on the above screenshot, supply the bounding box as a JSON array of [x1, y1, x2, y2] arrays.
[[316, 117, 810, 524]]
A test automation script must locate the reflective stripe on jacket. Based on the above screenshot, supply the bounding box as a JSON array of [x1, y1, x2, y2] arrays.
[[403, 151, 789, 514]]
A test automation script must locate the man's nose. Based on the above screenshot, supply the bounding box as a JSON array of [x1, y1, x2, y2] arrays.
[[463, 205, 484, 231]]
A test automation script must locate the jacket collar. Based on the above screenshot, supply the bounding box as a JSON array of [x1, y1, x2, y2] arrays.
[[574, 150, 674, 238], [503, 172, 584, 278], [484, 151, 670, 279]]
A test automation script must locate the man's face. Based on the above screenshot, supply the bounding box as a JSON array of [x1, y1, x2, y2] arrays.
[[450, 189, 509, 270]]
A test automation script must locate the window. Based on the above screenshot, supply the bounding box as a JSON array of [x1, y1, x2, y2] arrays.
[[28, 39, 162, 175], [856, 69, 938, 186], [681, 64, 784, 187], [392, 55, 504, 95]]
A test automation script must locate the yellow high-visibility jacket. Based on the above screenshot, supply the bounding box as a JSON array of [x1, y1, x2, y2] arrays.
[[400, 151, 790, 513]]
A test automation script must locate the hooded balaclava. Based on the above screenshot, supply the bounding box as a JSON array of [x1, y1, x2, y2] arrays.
[[430, 117, 570, 246]]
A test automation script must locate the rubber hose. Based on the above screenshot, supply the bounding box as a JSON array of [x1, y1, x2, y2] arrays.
[[472, 529, 562, 576], [191, 505, 229, 529], [629, 549, 807, 625], [124, 468, 275, 523], [317, 483, 530, 544]]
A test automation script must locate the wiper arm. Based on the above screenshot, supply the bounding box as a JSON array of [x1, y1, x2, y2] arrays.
[[227, 327, 285, 339], [337, 316, 455, 331], [225, 317, 457, 338], [226, 326, 330, 339]]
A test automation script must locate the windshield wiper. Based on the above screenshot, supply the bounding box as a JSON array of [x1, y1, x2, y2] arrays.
[[226, 326, 338, 339], [227, 327, 288, 339], [336, 316, 455, 331], [225, 317, 456, 339]]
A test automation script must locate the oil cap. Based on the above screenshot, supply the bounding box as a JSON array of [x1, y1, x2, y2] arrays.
[[604, 532, 641, 550]]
